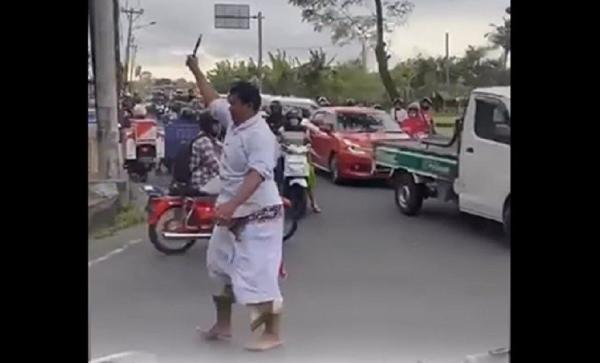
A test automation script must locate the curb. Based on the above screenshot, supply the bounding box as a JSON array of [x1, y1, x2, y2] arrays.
[[88, 196, 119, 232]]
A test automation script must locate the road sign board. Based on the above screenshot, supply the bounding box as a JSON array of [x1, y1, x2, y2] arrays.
[[215, 4, 250, 29]]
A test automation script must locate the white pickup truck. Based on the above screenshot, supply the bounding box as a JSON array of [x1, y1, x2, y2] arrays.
[[374, 87, 511, 238]]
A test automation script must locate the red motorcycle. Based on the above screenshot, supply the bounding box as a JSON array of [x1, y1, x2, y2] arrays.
[[143, 185, 298, 255]]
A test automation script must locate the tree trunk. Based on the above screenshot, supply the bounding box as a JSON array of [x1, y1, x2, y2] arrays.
[[374, 0, 399, 101]]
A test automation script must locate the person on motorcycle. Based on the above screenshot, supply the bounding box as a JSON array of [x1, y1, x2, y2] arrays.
[[316, 96, 330, 107], [279, 109, 322, 213], [189, 111, 221, 195], [187, 55, 285, 351], [391, 98, 408, 124], [265, 100, 284, 135], [132, 104, 147, 119], [299, 117, 322, 213], [401, 102, 431, 138], [420, 97, 436, 134]]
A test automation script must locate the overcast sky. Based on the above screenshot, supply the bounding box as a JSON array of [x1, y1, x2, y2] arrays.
[[122, 0, 509, 80]]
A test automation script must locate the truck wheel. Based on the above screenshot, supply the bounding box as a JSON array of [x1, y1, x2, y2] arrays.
[[394, 173, 424, 216], [503, 202, 511, 242]]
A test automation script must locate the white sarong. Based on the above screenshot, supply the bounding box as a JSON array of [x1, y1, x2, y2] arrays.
[[206, 215, 284, 305]]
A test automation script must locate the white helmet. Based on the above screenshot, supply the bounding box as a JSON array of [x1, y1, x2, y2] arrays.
[[132, 104, 147, 118]]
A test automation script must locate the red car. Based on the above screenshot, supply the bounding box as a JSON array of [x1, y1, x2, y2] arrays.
[[308, 107, 409, 183]]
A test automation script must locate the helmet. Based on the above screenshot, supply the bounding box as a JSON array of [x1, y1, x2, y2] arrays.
[[180, 107, 196, 120], [286, 108, 301, 121], [132, 104, 147, 118], [373, 104, 383, 110], [407, 102, 420, 112], [345, 98, 356, 106], [421, 97, 433, 106], [269, 100, 282, 113], [317, 96, 330, 106]]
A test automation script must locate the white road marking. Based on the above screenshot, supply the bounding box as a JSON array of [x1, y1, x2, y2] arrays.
[[88, 239, 143, 268], [90, 351, 157, 363]]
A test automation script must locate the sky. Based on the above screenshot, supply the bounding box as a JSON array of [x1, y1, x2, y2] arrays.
[[121, 0, 509, 80]]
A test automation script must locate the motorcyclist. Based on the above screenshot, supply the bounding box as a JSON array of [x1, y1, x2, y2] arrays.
[[316, 96, 330, 107], [281, 109, 322, 213], [401, 102, 430, 138], [282, 108, 305, 132], [266, 100, 285, 135], [420, 97, 436, 134]]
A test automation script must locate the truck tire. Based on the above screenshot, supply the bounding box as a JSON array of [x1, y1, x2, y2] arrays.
[[394, 173, 424, 216], [503, 202, 511, 242]]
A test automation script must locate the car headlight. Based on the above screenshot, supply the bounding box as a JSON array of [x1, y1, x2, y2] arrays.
[[344, 140, 371, 155]]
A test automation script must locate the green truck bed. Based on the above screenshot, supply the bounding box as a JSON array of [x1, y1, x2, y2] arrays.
[[374, 136, 459, 181]]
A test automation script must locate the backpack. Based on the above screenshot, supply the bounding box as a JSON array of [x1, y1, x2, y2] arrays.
[[171, 134, 204, 183]]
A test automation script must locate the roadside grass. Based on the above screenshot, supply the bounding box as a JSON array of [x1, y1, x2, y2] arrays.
[[92, 204, 146, 239]]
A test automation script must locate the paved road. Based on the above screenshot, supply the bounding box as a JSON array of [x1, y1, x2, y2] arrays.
[[89, 173, 510, 363]]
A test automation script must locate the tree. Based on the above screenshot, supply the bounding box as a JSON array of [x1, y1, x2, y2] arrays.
[[262, 50, 298, 95], [297, 48, 336, 97], [485, 6, 510, 69], [289, 0, 414, 101]]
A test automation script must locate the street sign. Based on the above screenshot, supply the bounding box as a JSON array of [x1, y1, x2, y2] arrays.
[[214, 4, 250, 29]]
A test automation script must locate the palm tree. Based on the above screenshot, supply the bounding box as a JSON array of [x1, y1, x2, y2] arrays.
[[485, 6, 511, 69]]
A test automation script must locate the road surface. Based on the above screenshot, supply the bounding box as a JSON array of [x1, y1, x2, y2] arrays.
[[89, 174, 510, 363]]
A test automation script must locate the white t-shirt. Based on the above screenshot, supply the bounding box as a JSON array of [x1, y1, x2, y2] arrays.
[[391, 108, 409, 123]]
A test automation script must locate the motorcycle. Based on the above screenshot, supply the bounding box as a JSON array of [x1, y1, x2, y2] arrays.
[[280, 131, 311, 219], [122, 117, 165, 182], [142, 184, 298, 255]]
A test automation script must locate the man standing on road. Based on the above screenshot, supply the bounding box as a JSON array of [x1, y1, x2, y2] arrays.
[[186, 55, 285, 352]]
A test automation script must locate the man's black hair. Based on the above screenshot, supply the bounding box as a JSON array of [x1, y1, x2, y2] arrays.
[[229, 81, 261, 111]]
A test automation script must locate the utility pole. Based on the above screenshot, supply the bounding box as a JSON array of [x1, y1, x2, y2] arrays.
[[361, 37, 368, 72], [445, 32, 450, 88], [129, 41, 138, 83], [91, 0, 122, 179], [122, 5, 144, 93], [254, 11, 264, 91]]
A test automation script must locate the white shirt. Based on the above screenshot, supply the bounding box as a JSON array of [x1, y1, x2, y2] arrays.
[[209, 98, 282, 217], [391, 107, 409, 123]]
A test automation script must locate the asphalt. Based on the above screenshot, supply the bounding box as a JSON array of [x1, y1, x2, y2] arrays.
[[89, 172, 510, 363]]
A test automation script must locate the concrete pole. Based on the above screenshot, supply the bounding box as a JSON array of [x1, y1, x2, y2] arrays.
[[91, 0, 122, 180], [257, 12, 263, 91]]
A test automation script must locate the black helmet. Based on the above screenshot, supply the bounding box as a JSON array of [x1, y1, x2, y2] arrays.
[[180, 107, 196, 120], [270, 100, 282, 113], [345, 98, 356, 106], [286, 108, 301, 121]]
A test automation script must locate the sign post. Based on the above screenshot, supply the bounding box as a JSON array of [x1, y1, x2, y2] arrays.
[[214, 4, 264, 90]]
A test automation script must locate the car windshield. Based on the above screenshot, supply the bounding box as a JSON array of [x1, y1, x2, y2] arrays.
[[337, 111, 401, 132]]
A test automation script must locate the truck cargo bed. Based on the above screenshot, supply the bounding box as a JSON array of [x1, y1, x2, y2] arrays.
[[374, 135, 459, 180]]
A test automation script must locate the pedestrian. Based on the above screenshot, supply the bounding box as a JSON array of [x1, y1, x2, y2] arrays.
[[186, 55, 285, 352], [391, 98, 408, 124]]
